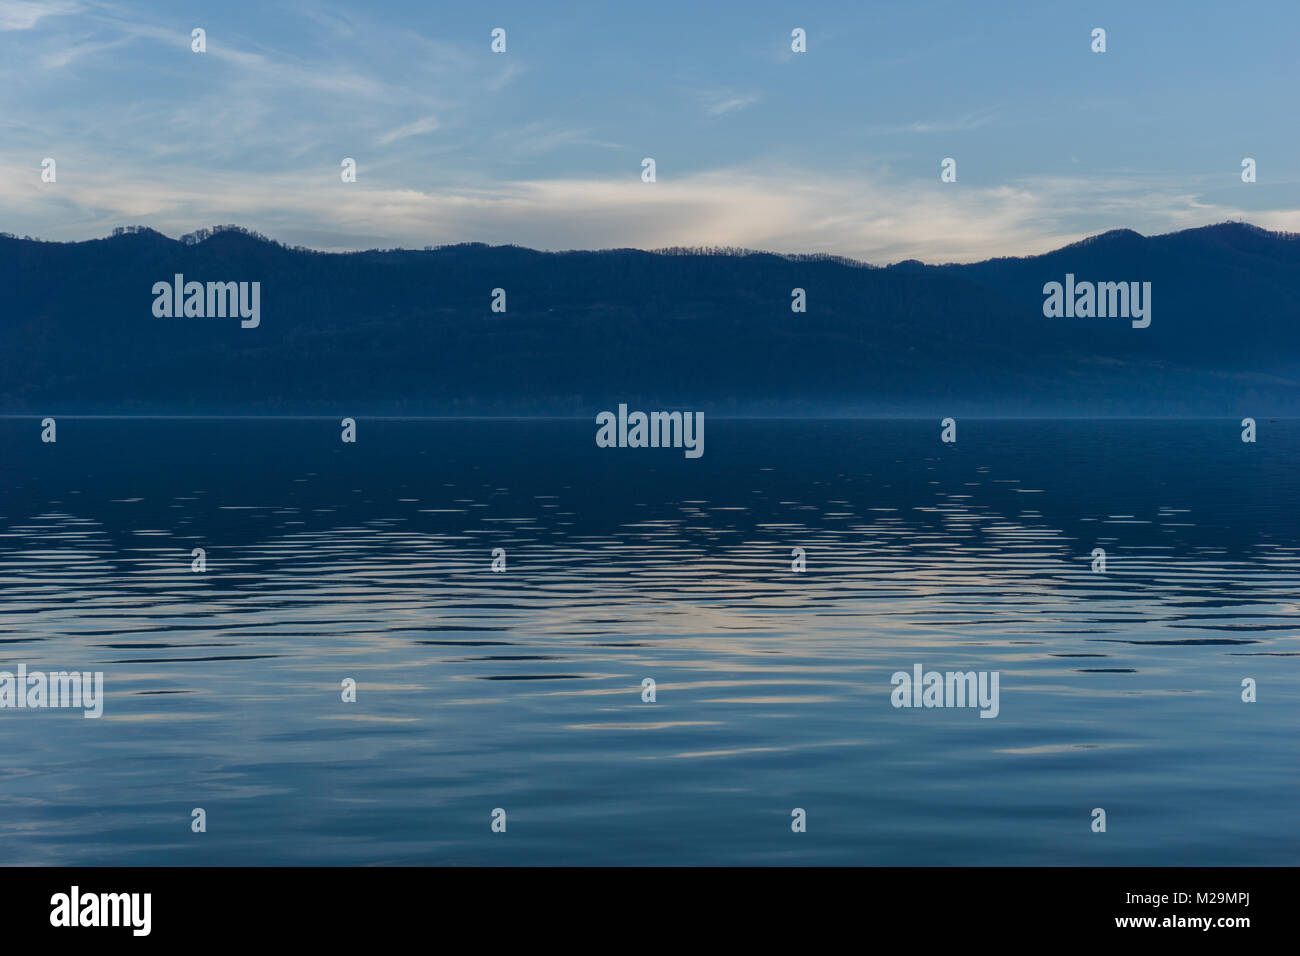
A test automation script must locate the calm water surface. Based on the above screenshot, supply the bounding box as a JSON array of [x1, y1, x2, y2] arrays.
[[0, 419, 1296, 865]]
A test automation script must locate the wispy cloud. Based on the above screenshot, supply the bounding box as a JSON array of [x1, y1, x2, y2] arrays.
[[486, 58, 529, 91], [702, 92, 760, 117], [377, 115, 441, 146], [39, 31, 135, 69], [483, 121, 623, 160], [0, 0, 80, 32], [904, 109, 998, 134], [2, 156, 1288, 264], [3, 0, 1298, 263]]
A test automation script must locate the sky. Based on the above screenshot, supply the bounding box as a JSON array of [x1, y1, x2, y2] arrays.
[[2, 0, 1299, 263]]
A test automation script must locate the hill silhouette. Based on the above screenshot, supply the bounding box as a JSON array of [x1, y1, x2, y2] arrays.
[[1, 221, 1295, 416]]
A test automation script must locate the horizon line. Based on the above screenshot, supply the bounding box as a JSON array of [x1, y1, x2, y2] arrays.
[[2, 414, 1287, 422], [2, 218, 1295, 269]]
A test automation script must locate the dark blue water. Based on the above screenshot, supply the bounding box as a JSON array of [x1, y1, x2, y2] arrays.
[[1, 418, 1296, 865]]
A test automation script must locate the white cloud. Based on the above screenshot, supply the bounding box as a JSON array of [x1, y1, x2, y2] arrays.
[[377, 115, 441, 146], [901, 106, 1000, 134], [703, 92, 760, 117], [40, 31, 135, 69], [2, 157, 1289, 263], [486, 59, 529, 91], [0, 0, 80, 31]]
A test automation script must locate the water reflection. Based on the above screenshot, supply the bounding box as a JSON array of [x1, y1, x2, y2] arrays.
[[0, 419, 1296, 864]]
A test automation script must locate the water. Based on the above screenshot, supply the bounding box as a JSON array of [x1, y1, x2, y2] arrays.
[[1, 418, 1296, 865]]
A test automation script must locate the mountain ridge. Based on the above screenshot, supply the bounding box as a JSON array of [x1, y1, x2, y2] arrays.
[[1, 221, 1296, 416], [6, 219, 1292, 263]]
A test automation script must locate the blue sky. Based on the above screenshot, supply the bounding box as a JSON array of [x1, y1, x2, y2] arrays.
[[2, 0, 1298, 261]]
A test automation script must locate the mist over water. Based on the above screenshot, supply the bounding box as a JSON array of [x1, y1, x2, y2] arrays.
[[1, 418, 1296, 864]]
